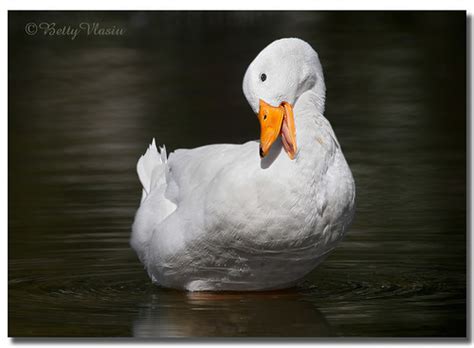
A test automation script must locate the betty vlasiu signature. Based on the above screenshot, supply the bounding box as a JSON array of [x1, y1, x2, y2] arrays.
[[25, 22, 126, 40]]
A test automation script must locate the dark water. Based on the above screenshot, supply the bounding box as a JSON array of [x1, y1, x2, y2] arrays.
[[8, 11, 467, 337]]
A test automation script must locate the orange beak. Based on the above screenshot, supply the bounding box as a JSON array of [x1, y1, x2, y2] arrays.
[[257, 99, 297, 160]]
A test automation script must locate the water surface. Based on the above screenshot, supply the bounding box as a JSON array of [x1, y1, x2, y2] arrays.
[[9, 11, 466, 337]]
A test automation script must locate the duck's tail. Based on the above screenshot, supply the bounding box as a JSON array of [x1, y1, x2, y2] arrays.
[[137, 138, 168, 204]]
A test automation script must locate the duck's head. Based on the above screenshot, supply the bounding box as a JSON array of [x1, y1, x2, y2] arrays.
[[242, 38, 325, 160]]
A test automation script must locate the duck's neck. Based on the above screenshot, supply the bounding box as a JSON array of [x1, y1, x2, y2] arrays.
[[296, 78, 326, 114], [294, 82, 326, 148]]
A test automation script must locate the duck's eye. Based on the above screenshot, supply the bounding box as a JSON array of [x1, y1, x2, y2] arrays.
[[263, 114, 267, 120], [260, 73, 267, 82]]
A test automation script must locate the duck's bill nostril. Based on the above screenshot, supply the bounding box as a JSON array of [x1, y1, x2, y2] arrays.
[[257, 99, 286, 159]]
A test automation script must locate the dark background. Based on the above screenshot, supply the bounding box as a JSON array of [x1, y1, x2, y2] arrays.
[[9, 11, 466, 337]]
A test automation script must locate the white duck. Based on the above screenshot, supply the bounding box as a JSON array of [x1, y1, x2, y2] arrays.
[[131, 38, 356, 291]]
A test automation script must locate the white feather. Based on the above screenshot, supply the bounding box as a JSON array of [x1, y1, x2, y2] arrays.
[[137, 138, 166, 200]]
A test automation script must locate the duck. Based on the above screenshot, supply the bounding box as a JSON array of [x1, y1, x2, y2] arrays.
[[131, 38, 356, 292]]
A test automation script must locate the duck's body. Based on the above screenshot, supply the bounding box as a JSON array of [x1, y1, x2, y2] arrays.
[[131, 38, 355, 291]]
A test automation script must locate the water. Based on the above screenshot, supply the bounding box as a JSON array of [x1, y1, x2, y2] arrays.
[[8, 11, 466, 337]]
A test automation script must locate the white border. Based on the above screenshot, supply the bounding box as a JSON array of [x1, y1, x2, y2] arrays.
[[2, 1, 472, 348], [2, 0, 474, 11]]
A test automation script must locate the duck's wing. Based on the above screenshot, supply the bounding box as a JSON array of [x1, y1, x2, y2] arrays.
[[164, 141, 258, 205], [142, 141, 261, 287]]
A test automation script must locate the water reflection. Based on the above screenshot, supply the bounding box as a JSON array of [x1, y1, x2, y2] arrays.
[[134, 291, 333, 337]]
